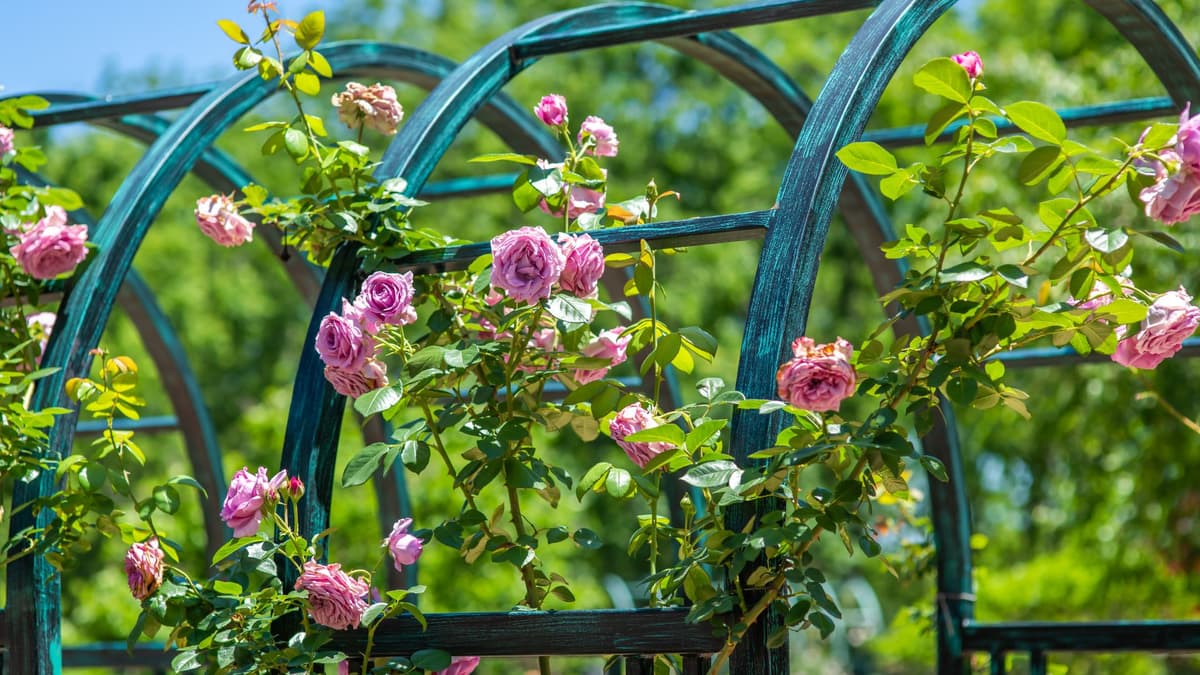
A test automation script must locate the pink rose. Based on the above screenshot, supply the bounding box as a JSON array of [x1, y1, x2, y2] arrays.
[[10, 206, 89, 280], [384, 517, 424, 572], [1140, 168, 1200, 225], [315, 310, 371, 370], [434, 657, 482, 675], [0, 124, 13, 155], [355, 271, 417, 331], [26, 311, 55, 364], [1112, 288, 1200, 369], [556, 233, 605, 298], [1072, 277, 1132, 312], [538, 185, 607, 220], [572, 327, 630, 384], [1175, 103, 1200, 173], [295, 560, 370, 630], [534, 94, 568, 127], [125, 538, 164, 601], [512, 327, 560, 374], [578, 116, 619, 157], [194, 194, 254, 247], [220, 466, 286, 537], [331, 82, 404, 135], [490, 226, 566, 304], [324, 359, 388, 397], [776, 337, 857, 412], [951, 51, 983, 79], [609, 403, 674, 469]]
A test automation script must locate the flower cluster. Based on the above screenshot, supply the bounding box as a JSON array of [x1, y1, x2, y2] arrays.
[[316, 271, 416, 396], [490, 227, 605, 303], [1139, 104, 1200, 224], [8, 206, 89, 280], [220, 466, 290, 537], [776, 337, 857, 412]]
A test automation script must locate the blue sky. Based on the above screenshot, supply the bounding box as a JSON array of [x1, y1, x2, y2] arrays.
[[1, 2, 321, 97]]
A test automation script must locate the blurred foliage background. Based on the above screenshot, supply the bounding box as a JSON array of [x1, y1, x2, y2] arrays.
[[6, 0, 1200, 672]]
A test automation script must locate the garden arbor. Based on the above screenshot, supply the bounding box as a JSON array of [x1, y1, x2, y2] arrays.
[[4, 1, 1200, 673]]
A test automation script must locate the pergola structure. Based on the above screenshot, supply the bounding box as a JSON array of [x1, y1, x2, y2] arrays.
[[4, 1, 1200, 673]]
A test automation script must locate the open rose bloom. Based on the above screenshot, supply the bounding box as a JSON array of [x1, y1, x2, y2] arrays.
[[776, 337, 856, 412], [10, 206, 89, 280], [1112, 288, 1200, 369]]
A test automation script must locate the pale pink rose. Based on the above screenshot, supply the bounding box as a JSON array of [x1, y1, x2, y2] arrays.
[[1140, 168, 1200, 225], [1175, 102, 1200, 173], [951, 51, 983, 79], [609, 403, 674, 469], [1072, 277, 1133, 312], [1112, 288, 1200, 369], [220, 466, 284, 537], [125, 538, 164, 601], [578, 116, 619, 157], [324, 359, 388, 397], [572, 327, 630, 384], [776, 337, 856, 412], [315, 310, 370, 370], [194, 194, 254, 247], [355, 271, 416, 331], [384, 517, 424, 572], [556, 233, 605, 298], [331, 82, 404, 135], [434, 656, 482, 675], [295, 560, 370, 630], [534, 94, 568, 127], [0, 124, 13, 155], [10, 207, 89, 280], [490, 226, 566, 304], [26, 311, 55, 364]]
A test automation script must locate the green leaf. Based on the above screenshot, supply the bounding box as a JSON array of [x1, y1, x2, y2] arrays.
[[622, 423, 684, 447], [1084, 228, 1129, 254], [996, 264, 1028, 289], [361, 602, 388, 627], [1138, 122, 1178, 150], [685, 419, 726, 451], [1018, 146, 1063, 185], [925, 102, 967, 145], [912, 57, 972, 103], [1099, 298, 1148, 324], [678, 326, 718, 360], [921, 455, 949, 482], [354, 383, 403, 417], [576, 462, 613, 500], [836, 142, 899, 176], [411, 649, 452, 671], [153, 485, 181, 515], [294, 10, 325, 50], [605, 468, 635, 498], [1005, 101, 1066, 144], [1138, 229, 1185, 253], [342, 442, 392, 487], [307, 50, 333, 77], [217, 19, 250, 44], [547, 294, 592, 324], [171, 650, 204, 672], [939, 262, 991, 283], [572, 528, 602, 549], [294, 71, 320, 96], [210, 536, 258, 564], [470, 152, 538, 166], [681, 460, 741, 488]]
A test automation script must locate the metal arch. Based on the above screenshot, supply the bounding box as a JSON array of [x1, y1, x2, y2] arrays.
[[2, 41, 565, 675], [1081, 0, 1200, 107]]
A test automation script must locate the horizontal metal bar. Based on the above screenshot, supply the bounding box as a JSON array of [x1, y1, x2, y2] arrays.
[[390, 209, 772, 274], [994, 336, 1200, 369], [62, 643, 173, 669], [327, 607, 723, 656], [964, 620, 1200, 653], [417, 174, 517, 199], [22, 84, 214, 126], [513, 0, 876, 59], [864, 96, 1177, 149], [75, 415, 180, 436]]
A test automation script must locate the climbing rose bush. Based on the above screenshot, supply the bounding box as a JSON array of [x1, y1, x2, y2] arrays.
[[775, 337, 857, 412]]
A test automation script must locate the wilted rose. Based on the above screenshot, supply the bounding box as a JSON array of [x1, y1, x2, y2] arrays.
[[194, 194, 254, 247], [324, 359, 388, 397], [125, 538, 164, 601], [295, 560, 370, 630]]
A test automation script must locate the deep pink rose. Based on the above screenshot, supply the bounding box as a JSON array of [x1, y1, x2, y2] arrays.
[[434, 657, 482, 675], [490, 226, 566, 304], [1175, 102, 1200, 173], [194, 194, 254, 247], [609, 403, 674, 469], [324, 359, 388, 397], [1141, 168, 1200, 225], [220, 467, 286, 537], [1112, 288, 1200, 369], [125, 538, 164, 601], [355, 271, 416, 330], [384, 517, 424, 572], [315, 310, 370, 370], [0, 124, 13, 155], [295, 560, 370, 630], [578, 115, 619, 157], [534, 94, 568, 127], [332, 82, 404, 135], [26, 311, 55, 364], [951, 51, 983, 79], [10, 206, 89, 280], [573, 327, 630, 385], [776, 337, 857, 412], [556, 233, 605, 298]]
